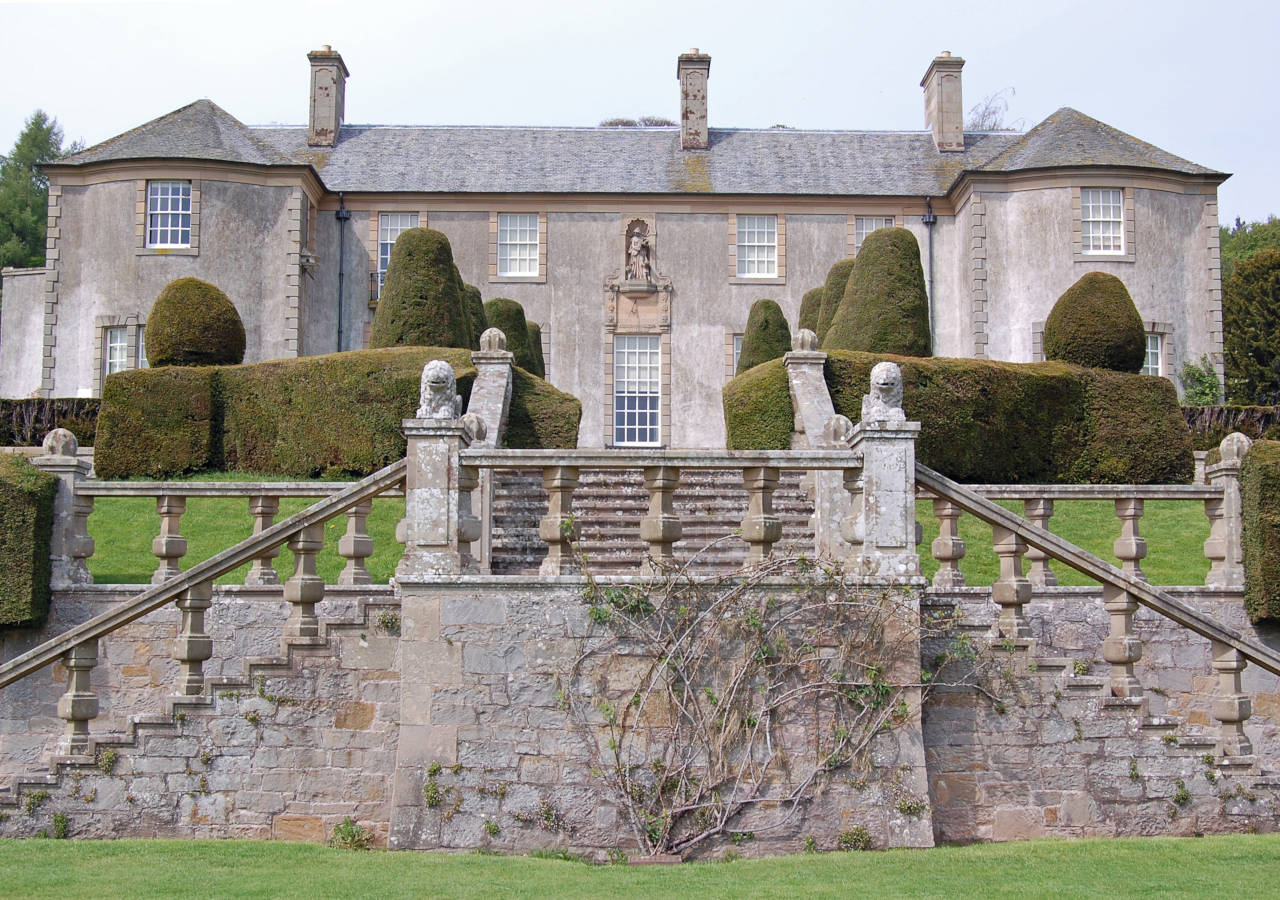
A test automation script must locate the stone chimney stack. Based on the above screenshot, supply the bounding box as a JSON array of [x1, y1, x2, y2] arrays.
[[677, 49, 711, 150], [307, 45, 349, 147], [920, 51, 965, 152]]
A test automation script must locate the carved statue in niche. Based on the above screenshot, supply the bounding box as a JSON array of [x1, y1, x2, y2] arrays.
[[625, 219, 652, 283]]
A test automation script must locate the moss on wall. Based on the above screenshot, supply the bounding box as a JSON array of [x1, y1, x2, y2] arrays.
[[724, 351, 1192, 483], [1242, 439, 1280, 623], [736, 299, 791, 375], [94, 367, 219, 478], [822, 228, 931, 357], [1043, 272, 1145, 373], [0, 454, 56, 628]]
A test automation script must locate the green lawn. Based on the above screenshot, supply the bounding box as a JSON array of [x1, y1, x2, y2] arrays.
[[0, 835, 1276, 898], [86, 476, 1212, 587]]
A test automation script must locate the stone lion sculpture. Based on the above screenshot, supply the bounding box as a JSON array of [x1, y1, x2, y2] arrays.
[[416, 359, 462, 419], [861, 361, 905, 424]]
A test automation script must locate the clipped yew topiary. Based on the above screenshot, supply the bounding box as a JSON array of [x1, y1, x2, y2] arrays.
[[484, 298, 539, 372], [1043, 272, 1144, 373], [816, 258, 855, 343], [723, 351, 1192, 483], [504, 367, 581, 449], [145, 277, 246, 367], [797, 286, 824, 334], [369, 228, 471, 349], [526, 321, 546, 378], [1242, 439, 1280, 623], [822, 228, 931, 357], [461, 283, 488, 351], [736, 299, 791, 375], [0, 454, 56, 628], [94, 366, 219, 478]]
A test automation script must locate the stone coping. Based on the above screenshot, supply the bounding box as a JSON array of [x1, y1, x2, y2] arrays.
[[918, 484, 1220, 501], [461, 448, 865, 470], [924, 585, 1244, 601], [77, 481, 404, 498]]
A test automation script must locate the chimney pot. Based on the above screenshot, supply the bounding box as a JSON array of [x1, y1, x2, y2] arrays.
[[676, 50, 711, 150], [307, 46, 349, 148], [920, 53, 965, 152]]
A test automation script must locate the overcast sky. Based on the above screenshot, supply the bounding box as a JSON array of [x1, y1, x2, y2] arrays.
[[2, 0, 1275, 224]]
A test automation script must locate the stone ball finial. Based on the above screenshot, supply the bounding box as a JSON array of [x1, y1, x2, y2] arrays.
[[1219, 431, 1254, 463], [460, 412, 488, 444], [793, 328, 819, 352], [42, 428, 78, 458], [862, 361, 906, 424], [479, 328, 507, 352], [822, 414, 855, 447], [415, 359, 463, 420]]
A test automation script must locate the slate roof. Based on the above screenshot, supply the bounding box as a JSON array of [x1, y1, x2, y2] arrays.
[[52, 99, 1225, 196]]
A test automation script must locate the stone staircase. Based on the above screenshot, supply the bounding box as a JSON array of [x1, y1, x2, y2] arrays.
[[489, 468, 816, 575]]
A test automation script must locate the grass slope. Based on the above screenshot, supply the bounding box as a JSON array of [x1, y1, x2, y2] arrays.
[[1, 835, 1278, 898]]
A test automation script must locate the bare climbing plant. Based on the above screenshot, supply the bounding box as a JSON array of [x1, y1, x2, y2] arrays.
[[558, 540, 990, 857]]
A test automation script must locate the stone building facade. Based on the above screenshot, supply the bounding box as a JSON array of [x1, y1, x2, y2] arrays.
[[0, 47, 1228, 449]]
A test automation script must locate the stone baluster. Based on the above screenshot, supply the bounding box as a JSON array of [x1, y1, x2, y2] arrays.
[[32, 428, 95, 588], [1113, 497, 1148, 583], [539, 465, 580, 575], [172, 579, 214, 696], [930, 498, 965, 588], [1211, 640, 1253, 756], [991, 525, 1032, 640], [1023, 498, 1056, 587], [1101, 584, 1143, 698], [840, 465, 864, 548], [337, 500, 374, 585], [283, 523, 324, 640], [1204, 433, 1252, 588], [56, 640, 99, 756], [641, 466, 682, 573], [152, 495, 187, 584], [741, 466, 782, 564], [456, 446, 482, 573], [245, 495, 281, 585]]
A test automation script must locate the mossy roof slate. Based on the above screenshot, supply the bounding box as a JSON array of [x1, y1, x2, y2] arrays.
[[51, 101, 1225, 195]]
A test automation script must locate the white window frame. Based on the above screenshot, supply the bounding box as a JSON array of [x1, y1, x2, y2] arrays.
[[146, 180, 192, 248], [497, 213, 540, 277], [613, 334, 662, 447], [735, 214, 778, 278], [137, 326, 149, 370], [377, 212, 420, 296], [104, 326, 128, 376], [854, 216, 895, 253], [1080, 188, 1124, 255], [1142, 332, 1163, 377]]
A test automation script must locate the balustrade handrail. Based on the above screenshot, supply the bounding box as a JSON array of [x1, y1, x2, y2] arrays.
[[77, 481, 404, 498], [916, 462, 1280, 677], [0, 458, 407, 691], [460, 448, 864, 470], [917, 483, 1221, 501]]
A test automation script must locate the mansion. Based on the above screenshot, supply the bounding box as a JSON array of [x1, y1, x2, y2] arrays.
[[0, 47, 1227, 449]]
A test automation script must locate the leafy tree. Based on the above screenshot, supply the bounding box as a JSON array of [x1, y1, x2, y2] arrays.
[[1179, 355, 1220, 406], [0, 111, 78, 270], [1223, 247, 1280, 405], [1220, 216, 1280, 284]]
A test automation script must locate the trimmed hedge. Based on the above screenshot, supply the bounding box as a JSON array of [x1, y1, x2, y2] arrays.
[[95, 366, 218, 478], [462, 283, 487, 351], [484, 299, 539, 373], [95, 348, 581, 478], [1043, 272, 1144, 373], [723, 351, 1192, 483], [1184, 405, 1280, 451], [0, 399, 99, 447], [797, 286, 824, 334], [369, 229, 471, 349], [526, 321, 547, 379], [816, 258, 855, 343], [736, 299, 790, 375], [0, 454, 56, 627], [822, 228, 931, 357], [145, 277, 246, 367], [1242, 439, 1280, 623]]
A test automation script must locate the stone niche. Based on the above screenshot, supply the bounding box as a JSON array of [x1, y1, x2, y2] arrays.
[[605, 214, 672, 334]]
